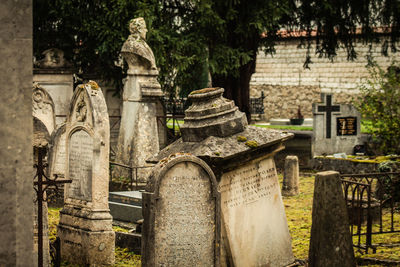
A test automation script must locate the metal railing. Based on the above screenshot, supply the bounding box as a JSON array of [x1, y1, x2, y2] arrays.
[[341, 172, 400, 254]]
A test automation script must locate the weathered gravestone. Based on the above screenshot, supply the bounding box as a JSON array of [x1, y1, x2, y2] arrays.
[[48, 123, 67, 179], [282, 155, 300, 196], [148, 87, 295, 267], [142, 153, 220, 266], [34, 48, 74, 126], [309, 171, 356, 267], [312, 94, 363, 156], [32, 83, 55, 267], [114, 17, 163, 181], [33, 82, 56, 142], [58, 81, 115, 265]]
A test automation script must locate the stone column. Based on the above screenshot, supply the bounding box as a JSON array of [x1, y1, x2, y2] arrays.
[[282, 155, 300, 196], [308, 171, 356, 267], [0, 0, 35, 265], [114, 17, 163, 182]]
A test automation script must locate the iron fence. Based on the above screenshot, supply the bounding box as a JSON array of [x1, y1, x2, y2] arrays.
[[341, 172, 400, 254]]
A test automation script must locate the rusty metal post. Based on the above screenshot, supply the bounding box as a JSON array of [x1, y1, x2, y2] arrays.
[[37, 147, 44, 267]]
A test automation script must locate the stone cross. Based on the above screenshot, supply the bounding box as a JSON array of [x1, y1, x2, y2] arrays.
[[58, 81, 115, 265], [315, 94, 340, 139]]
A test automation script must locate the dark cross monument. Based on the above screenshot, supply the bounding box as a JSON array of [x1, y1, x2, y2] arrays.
[[315, 94, 340, 139], [312, 94, 362, 156]]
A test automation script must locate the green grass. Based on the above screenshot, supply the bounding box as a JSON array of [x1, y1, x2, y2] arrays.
[[167, 118, 375, 134], [48, 207, 141, 266], [48, 174, 400, 265], [254, 124, 313, 131], [281, 174, 400, 264]]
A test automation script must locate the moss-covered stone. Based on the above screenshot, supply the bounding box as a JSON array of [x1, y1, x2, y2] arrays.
[[189, 87, 219, 95], [237, 136, 247, 142], [245, 140, 258, 148]]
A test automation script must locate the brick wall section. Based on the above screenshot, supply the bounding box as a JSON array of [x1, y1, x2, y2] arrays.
[[250, 38, 399, 120]]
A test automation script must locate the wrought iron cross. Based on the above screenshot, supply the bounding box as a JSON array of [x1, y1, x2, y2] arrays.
[[316, 95, 340, 139], [34, 147, 72, 267]]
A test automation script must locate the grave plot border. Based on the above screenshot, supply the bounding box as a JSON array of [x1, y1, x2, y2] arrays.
[[341, 172, 400, 254]]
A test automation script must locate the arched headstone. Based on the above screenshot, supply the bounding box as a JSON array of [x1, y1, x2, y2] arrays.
[[57, 81, 115, 265], [142, 153, 220, 266]]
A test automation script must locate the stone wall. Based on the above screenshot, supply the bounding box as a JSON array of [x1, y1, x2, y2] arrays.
[[250, 38, 399, 120]]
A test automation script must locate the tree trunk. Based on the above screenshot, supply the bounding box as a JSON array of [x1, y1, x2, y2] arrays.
[[212, 57, 256, 123]]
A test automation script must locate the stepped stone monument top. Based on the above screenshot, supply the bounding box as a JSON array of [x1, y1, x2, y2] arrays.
[[149, 87, 293, 165]]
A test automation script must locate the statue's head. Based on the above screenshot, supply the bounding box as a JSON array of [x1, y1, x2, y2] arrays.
[[129, 17, 147, 39]]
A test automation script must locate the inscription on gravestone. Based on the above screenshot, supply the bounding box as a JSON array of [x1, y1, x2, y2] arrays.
[[337, 117, 357, 136], [219, 157, 294, 267], [154, 162, 215, 266], [219, 164, 278, 208], [68, 130, 93, 201]]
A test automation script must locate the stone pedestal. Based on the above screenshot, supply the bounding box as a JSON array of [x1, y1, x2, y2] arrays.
[[115, 70, 162, 181], [308, 171, 356, 267], [282, 155, 300, 196], [148, 87, 295, 267], [58, 81, 115, 266]]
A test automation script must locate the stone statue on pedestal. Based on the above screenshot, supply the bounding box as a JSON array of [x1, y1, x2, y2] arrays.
[[114, 17, 165, 182]]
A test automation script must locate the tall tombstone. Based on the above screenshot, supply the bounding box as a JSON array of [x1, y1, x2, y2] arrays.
[[148, 87, 295, 267], [34, 48, 74, 126], [309, 171, 356, 267], [142, 153, 220, 266], [58, 81, 115, 265], [312, 94, 362, 156], [114, 17, 163, 181], [0, 1, 35, 265]]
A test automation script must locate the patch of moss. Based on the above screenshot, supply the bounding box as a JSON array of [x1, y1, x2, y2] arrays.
[[88, 80, 99, 90], [189, 87, 219, 95], [237, 136, 247, 142], [213, 151, 221, 156], [245, 140, 258, 148]]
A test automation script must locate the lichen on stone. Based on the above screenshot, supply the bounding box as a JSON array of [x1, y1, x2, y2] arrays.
[[189, 87, 219, 95], [245, 140, 258, 148], [237, 136, 247, 142], [88, 80, 99, 90]]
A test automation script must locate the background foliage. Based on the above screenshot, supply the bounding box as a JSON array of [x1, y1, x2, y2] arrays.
[[34, 0, 400, 118], [354, 62, 400, 155]]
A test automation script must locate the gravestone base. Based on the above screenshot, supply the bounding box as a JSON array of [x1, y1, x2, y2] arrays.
[[58, 207, 115, 266]]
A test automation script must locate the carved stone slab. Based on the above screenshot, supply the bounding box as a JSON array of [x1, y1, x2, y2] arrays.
[[142, 153, 220, 266], [58, 81, 114, 266], [32, 83, 56, 147], [219, 155, 294, 267]]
